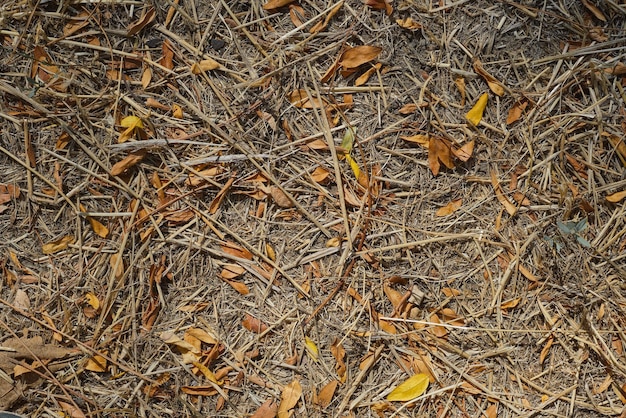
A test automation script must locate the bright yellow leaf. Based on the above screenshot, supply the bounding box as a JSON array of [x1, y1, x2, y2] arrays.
[[118, 115, 145, 143], [346, 154, 368, 188], [387, 373, 429, 401], [466, 93, 488, 126], [85, 292, 100, 310], [304, 336, 319, 361]]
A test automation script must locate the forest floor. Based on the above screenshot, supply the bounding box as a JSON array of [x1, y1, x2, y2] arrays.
[[1, 0, 626, 417]]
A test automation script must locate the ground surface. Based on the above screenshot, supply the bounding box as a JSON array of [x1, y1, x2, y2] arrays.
[[1, 0, 626, 417]]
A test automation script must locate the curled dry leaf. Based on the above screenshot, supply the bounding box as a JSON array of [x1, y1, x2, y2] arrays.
[[191, 58, 220, 74], [310, 1, 343, 34], [42, 235, 75, 254], [85, 292, 100, 310], [454, 77, 466, 105], [127, 7, 156, 36], [242, 313, 269, 333], [473, 60, 505, 96], [355, 62, 382, 86], [311, 166, 330, 184], [491, 170, 517, 215], [387, 373, 429, 401], [340, 45, 382, 69], [269, 186, 294, 208], [466, 93, 489, 126], [396, 17, 422, 30], [118, 115, 146, 143]]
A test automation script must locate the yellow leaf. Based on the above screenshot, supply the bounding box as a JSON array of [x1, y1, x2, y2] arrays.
[[606, 190, 626, 203], [85, 292, 100, 310], [466, 93, 488, 126], [118, 115, 144, 143], [387, 373, 429, 401], [192, 361, 221, 384], [89, 217, 109, 238], [85, 354, 107, 372], [304, 336, 319, 361], [42, 236, 75, 254], [172, 104, 183, 119], [345, 154, 366, 187], [401, 134, 430, 148]]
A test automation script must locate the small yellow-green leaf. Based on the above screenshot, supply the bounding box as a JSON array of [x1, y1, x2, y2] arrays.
[[345, 154, 369, 188], [466, 93, 488, 126], [304, 336, 319, 361], [387, 373, 429, 401], [340, 127, 356, 154]]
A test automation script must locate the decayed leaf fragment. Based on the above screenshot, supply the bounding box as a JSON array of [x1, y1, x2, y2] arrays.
[[277, 379, 302, 418], [506, 98, 529, 125], [191, 58, 221, 74], [466, 93, 489, 126], [387, 373, 429, 401], [42, 235, 75, 254]]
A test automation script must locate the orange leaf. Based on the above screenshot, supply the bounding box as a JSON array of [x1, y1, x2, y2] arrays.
[[58, 401, 86, 418], [355, 62, 382, 86], [209, 176, 235, 214], [191, 58, 221, 74], [160, 39, 174, 70], [316, 380, 338, 408], [223, 277, 250, 295], [287, 89, 324, 109], [127, 7, 156, 36], [340, 45, 382, 69], [539, 335, 553, 364], [365, 0, 393, 14], [500, 297, 521, 310], [451, 140, 474, 162], [606, 190, 626, 203], [401, 134, 430, 148], [396, 17, 422, 30], [85, 354, 108, 372], [263, 0, 295, 10], [221, 242, 254, 260], [269, 186, 294, 208], [181, 385, 218, 396], [454, 77, 466, 105], [220, 264, 245, 279], [311, 166, 330, 184], [278, 379, 302, 418], [506, 98, 529, 125], [435, 198, 462, 216], [242, 313, 268, 333], [250, 399, 279, 418], [491, 170, 517, 215], [428, 137, 454, 176], [473, 60, 505, 96], [111, 149, 147, 176]]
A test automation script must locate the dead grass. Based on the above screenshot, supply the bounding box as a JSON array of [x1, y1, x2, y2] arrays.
[[1, 0, 626, 417]]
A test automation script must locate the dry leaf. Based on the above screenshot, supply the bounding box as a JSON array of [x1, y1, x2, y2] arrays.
[[14, 289, 30, 311], [160, 39, 174, 70], [287, 89, 324, 109], [454, 77, 466, 105], [110, 252, 124, 280], [304, 336, 319, 361], [311, 166, 330, 184], [58, 401, 86, 418], [277, 379, 302, 418], [269, 186, 293, 208], [398, 103, 418, 114], [209, 176, 235, 214], [485, 404, 498, 418], [396, 17, 422, 30], [141, 66, 152, 89], [365, 0, 393, 14], [263, 0, 295, 10], [507, 98, 529, 125], [466, 93, 489, 126], [309, 1, 343, 34], [221, 242, 253, 260], [429, 313, 449, 338], [428, 137, 455, 176], [172, 104, 183, 119], [451, 140, 474, 162], [42, 235, 75, 254], [289, 4, 305, 27], [316, 380, 338, 408], [491, 170, 517, 215], [340, 45, 382, 69], [191, 58, 221, 74], [473, 60, 505, 96], [345, 154, 369, 188], [111, 149, 147, 176], [606, 190, 626, 203], [387, 373, 429, 401], [220, 264, 245, 279], [330, 338, 346, 382], [127, 7, 156, 36], [186, 327, 218, 345], [118, 115, 145, 143], [501, 297, 521, 310], [401, 134, 430, 148], [436, 198, 462, 216], [85, 292, 100, 310], [242, 313, 269, 333], [539, 335, 553, 364], [265, 243, 276, 261], [85, 354, 107, 372], [582, 0, 606, 21], [223, 277, 250, 295], [355, 62, 382, 86], [181, 385, 217, 396], [250, 399, 278, 418]]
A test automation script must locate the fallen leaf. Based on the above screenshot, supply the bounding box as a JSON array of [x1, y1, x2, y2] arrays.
[[365, 0, 392, 14], [287, 89, 324, 109], [58, 401, 86, 418], [277, 379, 302, 418], [491, 170, 517, 215], [209, 176, 235, 214], [396, 17, 422, 30], [223, 277, 250, 295], [160, 39, 174, 70], [84, 354, 107, 372], [250, 399, 278, 418], [454, 77, 466, 105], [473, 60, 505, 96], [401, 134, 430, 148], [606, 190, 626, 203], [429, 313, 449, 338], [436, 198, 462, 216], [428, 136, 455, 176], [316, 380, 338, 408], [118, 115, 145, 143], [263, 0, 295, 10], [387, 373, 429, 401], [340, 45, 382, 69], [501, 297, 521, 310], [355, 62, 382, 86], [304, 336, 319, 361], [111, 149, 147, 176], [14, 289, 30, 311], [289, 4, 305, 27], [330, 338, 346, 382], [539, 335, 553, 364], [181, 385, 217, 396], [269, 186, 293, 208], [110, 252, 124, 280], [220, 242, 253, 260], [582, 0, 606, 21], [309, 1, 343, 34], [346, 154, 369, 188], [451, 140, 474, 162], [42, 235, 75, 254], [85, 292, 100, 310], [127, 7, 156, 36], [141, 66, 152, 89], [172, 104, 183, 119], [191, 58, 221, 74], [466, 93, 489, 126], [311, 166, 330, 184], [485, 404, 498, 418], [506, 98, 529, 125], [220, 264, 245, 279], [242, 313, 269, 333]]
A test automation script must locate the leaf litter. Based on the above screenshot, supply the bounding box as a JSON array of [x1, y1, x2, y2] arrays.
[[1, 1, 625, 417]]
